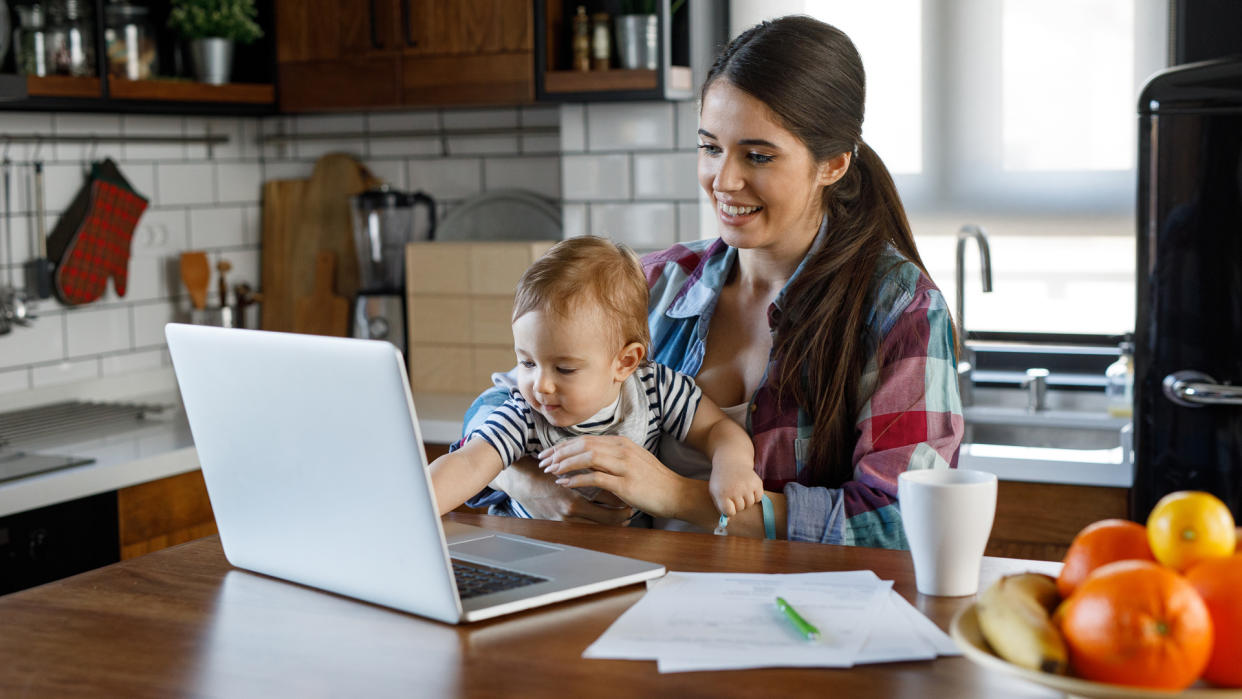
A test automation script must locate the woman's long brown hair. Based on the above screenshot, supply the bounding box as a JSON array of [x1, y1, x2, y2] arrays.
[[703, 16, 948, 487]]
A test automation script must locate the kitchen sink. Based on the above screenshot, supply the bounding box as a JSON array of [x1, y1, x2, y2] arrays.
[[958, 388, 1133, 487]]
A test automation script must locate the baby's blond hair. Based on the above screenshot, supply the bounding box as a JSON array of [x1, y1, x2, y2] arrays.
[[513, 236, 650, 352]]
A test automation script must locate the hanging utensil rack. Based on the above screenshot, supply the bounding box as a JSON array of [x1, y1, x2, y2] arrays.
[[255, 126, 557, 157], [1, 132, 231, 159]]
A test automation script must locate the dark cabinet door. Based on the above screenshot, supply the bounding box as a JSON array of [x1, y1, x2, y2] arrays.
[[276, 0, 403, 112], [400, 0, 534, 106]]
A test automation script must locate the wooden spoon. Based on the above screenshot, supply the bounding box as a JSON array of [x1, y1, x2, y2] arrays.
[[180, 251, 209, 310]]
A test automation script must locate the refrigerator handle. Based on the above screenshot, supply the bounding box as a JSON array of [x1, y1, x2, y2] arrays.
[[1163, 371, 1242, 407]]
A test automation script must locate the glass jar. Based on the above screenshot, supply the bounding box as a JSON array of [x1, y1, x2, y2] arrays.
[[105, 2, 158, 81], [14, 3, 50, 77], [45, 0, 95, 77]]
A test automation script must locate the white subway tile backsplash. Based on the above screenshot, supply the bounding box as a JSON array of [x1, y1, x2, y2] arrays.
[[123, 162, 158, 203], [262, 160, 314, 181], [443, 108, 518, 130], [520, 106, 560, 128], [32, 357, 100, 388], [446, 135, 519, 156], [0, 367, 31, 395], [189, 207, 246, 248], [39, 162, 88, 215], [132, 209, 191, 256], [634, 152, 699, 200], [0, 112, 54, 160], [408, 158, 482, 201], [484, 157, 560, 199], [0, 313, 64, 370], [52, 113, 122, 162], [676, 99, 700, 151], [586, 103, 675, 152], [520, 134, 561, 154], [157, 162, 216, 206], [132, 301, 179, 348], [215, 162, 262, 204], [122, 115, 186, 161], [678, 201, 703, 242], [122, 255, 175, 301], [562, 154, 630, 201], [4, 98, 715, 397], [66, 306, 131, 357], [366, 159, 408, 189], [561, 203, 588, 240], [100, 348, 164, 376], [559, 104, 586, 153], [591, 203, 677, 251], [367, 110, 440, 133]]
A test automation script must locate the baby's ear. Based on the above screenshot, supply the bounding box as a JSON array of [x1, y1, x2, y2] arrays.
[[613, 342, 646, 381]]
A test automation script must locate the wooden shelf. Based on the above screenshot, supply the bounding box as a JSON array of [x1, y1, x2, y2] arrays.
[[26, 75, 102, 99], [543, 68, 658, 93], [108, 79, 275, 104]]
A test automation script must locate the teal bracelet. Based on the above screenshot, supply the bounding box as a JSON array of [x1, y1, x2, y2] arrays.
[[761, 494, 775, 540]]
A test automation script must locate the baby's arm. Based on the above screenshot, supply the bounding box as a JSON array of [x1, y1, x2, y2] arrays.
[[429, 439, 505, 516], [682, 397, 760, 517]]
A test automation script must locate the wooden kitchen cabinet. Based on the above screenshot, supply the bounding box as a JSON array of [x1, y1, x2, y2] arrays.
[[986, 481, 1130, 562], [276, 0, 533, 112]]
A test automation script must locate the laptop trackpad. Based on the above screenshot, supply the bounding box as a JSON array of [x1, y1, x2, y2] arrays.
[[449, 535, 560, 564]]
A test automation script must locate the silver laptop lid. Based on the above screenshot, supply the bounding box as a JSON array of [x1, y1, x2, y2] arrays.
[[165, 324, 463, 624]]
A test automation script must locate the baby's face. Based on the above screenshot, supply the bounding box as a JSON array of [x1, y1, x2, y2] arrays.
[[512, 307, 626, 427]]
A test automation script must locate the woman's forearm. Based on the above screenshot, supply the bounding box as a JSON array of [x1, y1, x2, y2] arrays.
[[672, 476, 788, 539]]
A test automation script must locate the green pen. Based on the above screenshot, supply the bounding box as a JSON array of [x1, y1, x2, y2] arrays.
[[775, 597, 820, 641]]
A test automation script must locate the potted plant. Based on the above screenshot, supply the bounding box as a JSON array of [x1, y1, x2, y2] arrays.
[[168, 0, 263, 85]]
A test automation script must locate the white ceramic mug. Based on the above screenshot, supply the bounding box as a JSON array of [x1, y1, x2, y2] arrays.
[[898, 468, 998, 597]]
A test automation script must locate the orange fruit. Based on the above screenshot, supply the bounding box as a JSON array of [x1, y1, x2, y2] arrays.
[[1058, 519, 1155, 599], [1055, 559, 1213, 690], [1185, 553, 1242, 687], [1146, 491, 1236, 571]]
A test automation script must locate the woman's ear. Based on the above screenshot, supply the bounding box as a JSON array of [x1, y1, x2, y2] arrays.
[[817, 151, 851, 187], [613, 342, 646, 382]]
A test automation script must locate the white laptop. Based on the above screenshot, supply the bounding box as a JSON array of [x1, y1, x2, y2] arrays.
[[165, 323, 665, 624]]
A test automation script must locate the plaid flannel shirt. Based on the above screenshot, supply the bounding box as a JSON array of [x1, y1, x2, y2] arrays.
[[463, 232, 962, 548]]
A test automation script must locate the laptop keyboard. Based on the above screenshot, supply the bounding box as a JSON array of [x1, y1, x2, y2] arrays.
[[452, 559, 548, 599]]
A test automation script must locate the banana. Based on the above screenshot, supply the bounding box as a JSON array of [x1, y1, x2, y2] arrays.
[[975, 573, 1069, 675]]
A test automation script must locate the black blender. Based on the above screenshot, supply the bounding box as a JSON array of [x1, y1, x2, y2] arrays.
[[350, 186, 436, 356]]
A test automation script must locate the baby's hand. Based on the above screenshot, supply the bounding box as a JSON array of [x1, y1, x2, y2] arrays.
[[709, 469, 764, 517]]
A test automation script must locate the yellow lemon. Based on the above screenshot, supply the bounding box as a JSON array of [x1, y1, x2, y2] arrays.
[[1146, 491, 1236, 572]]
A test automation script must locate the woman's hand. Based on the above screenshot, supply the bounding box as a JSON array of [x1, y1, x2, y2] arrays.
[[539, 435, 700, 522], [491, 456, 635, 525]]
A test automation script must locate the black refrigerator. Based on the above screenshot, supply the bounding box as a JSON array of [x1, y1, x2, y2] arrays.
[[1132, 58, 1242, 522]]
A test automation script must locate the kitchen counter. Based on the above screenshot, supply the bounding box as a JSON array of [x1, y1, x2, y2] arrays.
[[0, 369, 475, 519]]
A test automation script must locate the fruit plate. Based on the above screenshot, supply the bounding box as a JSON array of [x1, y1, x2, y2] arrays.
[[950, 603, 1242, 698]]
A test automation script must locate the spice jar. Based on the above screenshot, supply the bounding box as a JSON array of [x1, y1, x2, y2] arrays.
[[591, 12, 610, 71], [45, 0, 95, 77], [105, 2, 158, 80], [571, 5, 590, 72], [14, 3, 50, 77]]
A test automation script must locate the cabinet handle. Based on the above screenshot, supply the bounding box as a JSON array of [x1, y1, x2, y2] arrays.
[[401, 0, 419, 47], [369, 0, 383, 50], [1163, 370, 1242, 407]]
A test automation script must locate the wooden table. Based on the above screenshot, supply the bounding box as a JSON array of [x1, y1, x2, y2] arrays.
[[0, 514, 1063, 698]]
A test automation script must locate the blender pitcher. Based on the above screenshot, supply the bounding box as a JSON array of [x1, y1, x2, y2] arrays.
[[349, 186, 436, 353]]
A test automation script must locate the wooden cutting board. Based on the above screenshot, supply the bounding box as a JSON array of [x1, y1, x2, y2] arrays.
[[291, 154, 383, 316], [294, 251, 350, 336], [260, 178, 307, 332]]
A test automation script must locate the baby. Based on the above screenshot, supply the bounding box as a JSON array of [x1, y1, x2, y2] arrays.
[[430, 236, 761, 521]]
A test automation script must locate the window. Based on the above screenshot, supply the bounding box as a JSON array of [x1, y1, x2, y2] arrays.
[[726, 0, 1170, 337]]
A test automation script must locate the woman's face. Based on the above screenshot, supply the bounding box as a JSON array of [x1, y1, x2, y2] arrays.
[[697, 80, 845, 257]]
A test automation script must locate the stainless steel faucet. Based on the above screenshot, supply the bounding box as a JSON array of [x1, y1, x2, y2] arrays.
[[1022, 368, 1050, 413], [955, 225, 993, 407]]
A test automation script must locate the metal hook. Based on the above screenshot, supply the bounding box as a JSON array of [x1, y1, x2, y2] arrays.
[[31, 135, 43, 162]]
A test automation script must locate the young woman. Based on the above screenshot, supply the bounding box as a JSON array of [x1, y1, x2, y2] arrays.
[[467, 16, 962, 548]]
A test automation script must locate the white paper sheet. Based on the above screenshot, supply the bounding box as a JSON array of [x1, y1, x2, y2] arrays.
[[585, 570, 961, 673]]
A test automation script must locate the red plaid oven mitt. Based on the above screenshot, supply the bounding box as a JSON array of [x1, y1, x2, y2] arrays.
[[49, 161, 149, 305]]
